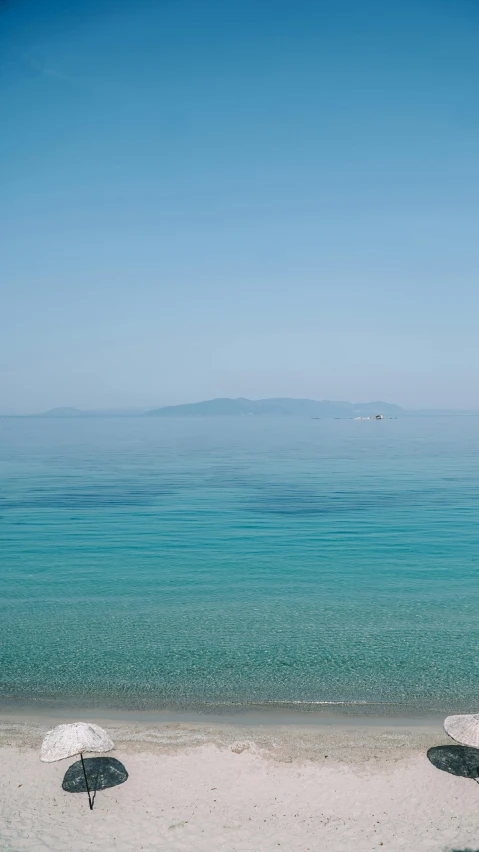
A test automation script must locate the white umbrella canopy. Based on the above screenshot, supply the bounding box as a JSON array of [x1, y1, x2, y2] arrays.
[[444, 714, 479, 748], [41, 722, 115, 810], [41, 722, 114, 763]]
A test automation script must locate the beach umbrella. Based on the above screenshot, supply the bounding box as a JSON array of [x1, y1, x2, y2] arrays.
[[41, 722, 114, 810], [444, 714, 479, 748]]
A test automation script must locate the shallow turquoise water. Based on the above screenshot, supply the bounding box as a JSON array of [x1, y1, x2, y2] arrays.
[[1, 416, 479, 714]]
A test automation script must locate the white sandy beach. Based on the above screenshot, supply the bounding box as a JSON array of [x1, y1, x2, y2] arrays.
[[0, 716, 478, 852]]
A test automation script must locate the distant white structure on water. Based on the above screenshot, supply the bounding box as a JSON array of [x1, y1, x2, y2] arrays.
[[353, 413, 384, 420]]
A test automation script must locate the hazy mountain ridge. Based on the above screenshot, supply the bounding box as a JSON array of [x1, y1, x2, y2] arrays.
[[19, 400, 479, 418], [145, 398, 404, 417]]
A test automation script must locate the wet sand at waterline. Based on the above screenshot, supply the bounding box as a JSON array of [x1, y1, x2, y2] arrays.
[[1, 715, 478, 851]]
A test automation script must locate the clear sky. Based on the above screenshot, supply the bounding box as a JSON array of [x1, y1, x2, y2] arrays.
[[1, 0, 478, 413]]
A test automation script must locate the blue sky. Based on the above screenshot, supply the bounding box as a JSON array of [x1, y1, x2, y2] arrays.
[[1, 0, 478, 412]]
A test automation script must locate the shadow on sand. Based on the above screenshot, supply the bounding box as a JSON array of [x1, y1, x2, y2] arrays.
[[428, 747, 479, 852], [62, 756, 128, 807], [427, 745, 479, 781]]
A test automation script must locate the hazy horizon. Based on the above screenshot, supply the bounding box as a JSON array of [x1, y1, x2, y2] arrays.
[[1, 0, 478, 413]]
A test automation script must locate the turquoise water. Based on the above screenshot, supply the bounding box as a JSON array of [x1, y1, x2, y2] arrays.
[[1, 415, 479, 714]]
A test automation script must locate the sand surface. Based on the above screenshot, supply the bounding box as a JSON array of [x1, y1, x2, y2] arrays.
[[0, 716, 478, 852]]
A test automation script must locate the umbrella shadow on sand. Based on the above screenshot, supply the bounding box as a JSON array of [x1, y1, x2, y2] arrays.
[[427, 745, 479, 781], [62, 756, 128, 808], [428, 747, 479, 852]]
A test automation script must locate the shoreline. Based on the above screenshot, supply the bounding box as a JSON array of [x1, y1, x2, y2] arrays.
[[0, 703, 450, 729], [0, 707, 449, 762], [0, 694, 462, 727]]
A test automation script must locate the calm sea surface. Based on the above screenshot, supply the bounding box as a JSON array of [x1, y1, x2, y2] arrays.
[[1, 415, 478, 715]]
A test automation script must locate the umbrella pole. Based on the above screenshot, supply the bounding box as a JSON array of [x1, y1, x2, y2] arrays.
[[80, 753, 93, 810]]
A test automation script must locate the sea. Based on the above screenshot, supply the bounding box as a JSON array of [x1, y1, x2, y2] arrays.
[[1, 414, 478, 717]]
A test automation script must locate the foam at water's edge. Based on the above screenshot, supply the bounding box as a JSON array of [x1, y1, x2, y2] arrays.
[[0, 695, 453, 728]]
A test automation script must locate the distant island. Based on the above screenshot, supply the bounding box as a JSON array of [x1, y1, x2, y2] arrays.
[[145, 398, 404, 418], [38, 407, 84, 417], [37, 407, 149, 417], [16, 400, 479, 418]]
